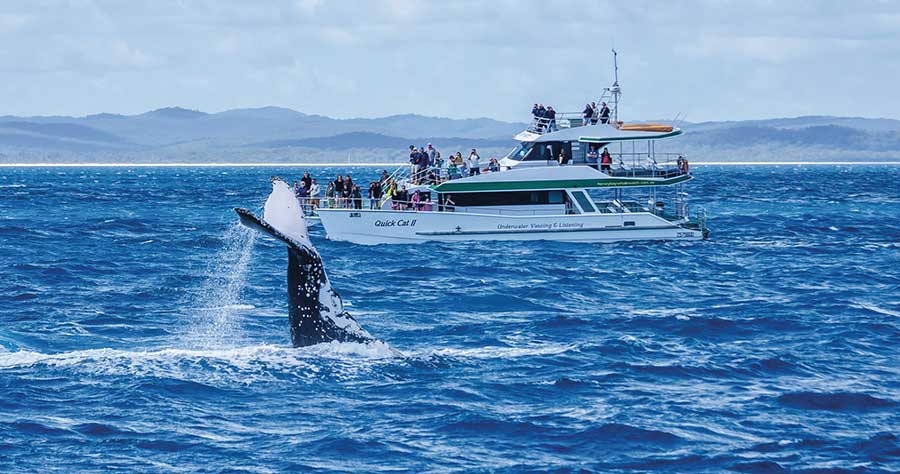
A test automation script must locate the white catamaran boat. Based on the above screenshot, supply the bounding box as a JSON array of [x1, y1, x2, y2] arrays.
[[316, 53, 709, 245]]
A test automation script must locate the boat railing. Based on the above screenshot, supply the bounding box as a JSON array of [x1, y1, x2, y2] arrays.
[[381, 166, 410, 192], [525, 111, 595, 135], [293, 198, 322, 217], [316, 196, 365, 210], [373, 201, 565, 216], [380, 160, 478, 193], [604, 152, 690, 178]]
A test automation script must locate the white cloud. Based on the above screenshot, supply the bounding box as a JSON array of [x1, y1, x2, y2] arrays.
[[0, 12, 31, 32], [677, 35, 817, 63], [1, 0, 899, 120]]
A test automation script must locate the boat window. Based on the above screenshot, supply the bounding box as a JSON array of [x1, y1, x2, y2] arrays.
[[506, 143, 531, 161], [522, 141, 571, 162], [569, 142, 582, 163], [571, 191, 597, 213], [452, 191, 561, 207], [520, 144, 548, 161]]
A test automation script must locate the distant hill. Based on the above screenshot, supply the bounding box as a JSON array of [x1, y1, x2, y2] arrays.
[[251, 131, 513, 151], [684, 124, 900, 151], [1, 107, 898, 163], [138, 106, 208, 120]]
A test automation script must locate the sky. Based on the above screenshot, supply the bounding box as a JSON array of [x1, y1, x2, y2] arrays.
[[2, 0, 899, 122]]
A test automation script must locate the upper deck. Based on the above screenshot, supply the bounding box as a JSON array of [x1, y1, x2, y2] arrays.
[[515, 116, 682, 144]]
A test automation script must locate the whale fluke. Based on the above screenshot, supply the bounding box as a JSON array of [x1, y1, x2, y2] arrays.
[[235, 178, 375, 347]]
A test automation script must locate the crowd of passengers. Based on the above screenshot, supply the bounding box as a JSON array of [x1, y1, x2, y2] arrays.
[[291, 168, 458, 213], [407, 144, 500, 185], [530, 101, 612, 133]]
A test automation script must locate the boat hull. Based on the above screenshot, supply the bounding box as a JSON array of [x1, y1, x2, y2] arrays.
[[316, 209, 704, 244]]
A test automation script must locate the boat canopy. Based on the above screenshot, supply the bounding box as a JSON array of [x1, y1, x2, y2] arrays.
[[516, 124, 682, 144]]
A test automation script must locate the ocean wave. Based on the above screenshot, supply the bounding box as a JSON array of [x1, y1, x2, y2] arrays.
[[0, 341, 400, 381], [776, 392, 896, 411], [730, 460, 788, 473], [430, 343, 577, 360], [853, 302, 900, 318], [578, 423, 683, 445]]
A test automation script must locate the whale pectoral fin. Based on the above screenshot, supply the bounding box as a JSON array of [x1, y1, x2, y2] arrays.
[[235, 208, 296, 248]]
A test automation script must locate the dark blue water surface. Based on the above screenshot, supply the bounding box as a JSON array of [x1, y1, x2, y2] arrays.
[[1, 165, 899, 472]]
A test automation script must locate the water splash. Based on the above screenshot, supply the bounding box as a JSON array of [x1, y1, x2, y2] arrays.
[[182, 223, 256, 349]]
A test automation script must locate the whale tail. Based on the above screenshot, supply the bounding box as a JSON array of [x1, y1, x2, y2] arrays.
[[235, 179, 376, 348]]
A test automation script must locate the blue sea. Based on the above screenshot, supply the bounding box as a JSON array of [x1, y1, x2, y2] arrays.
[[1, 164, 899, 472]]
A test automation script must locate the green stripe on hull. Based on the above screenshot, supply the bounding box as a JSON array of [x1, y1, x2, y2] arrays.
[[433, 174, 692, 193]]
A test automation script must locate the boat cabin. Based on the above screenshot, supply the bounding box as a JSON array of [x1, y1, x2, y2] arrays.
[[501, 122, 684, 174]]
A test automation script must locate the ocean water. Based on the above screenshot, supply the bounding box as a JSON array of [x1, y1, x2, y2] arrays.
[[1, 164, 899, 472]]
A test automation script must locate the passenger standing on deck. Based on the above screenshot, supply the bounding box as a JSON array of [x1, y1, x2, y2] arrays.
[[600, 147, 612, 172], [433, 151, 444, 182], [443, 194, 455, 212], [333, 175, 345, 207], [395, 185, 409, 210], [309, 179, 321, 208], [448, 161, 461, 180], [367, 181, 378, 209], [426, 143, 437, 168], [417, 147, 428, 184], [385, 181, 397, 209], [296, 181, 309, 210], [582, 103, 594, 126], [301, 171, 312, 190], [351, 185, 362, 209], [678, 155, 690, 174], [599, 102, 611, 124], [590, 101, 599, 125], [342, 176, 353, 208], [537, 104, 548, 132], [587, 146, 599, 170], [325, 182, 335, 208], [546, 106, 557, 132], [467, 149, 481, 176], [409, 146, 419, 183]]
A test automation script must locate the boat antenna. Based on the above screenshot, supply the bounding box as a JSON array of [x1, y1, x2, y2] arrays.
[[612, 48, 619, 87], [610, 49, 621, 124]]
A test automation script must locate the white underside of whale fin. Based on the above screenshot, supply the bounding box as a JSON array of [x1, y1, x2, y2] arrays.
[[263, 179, 313, 249]]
